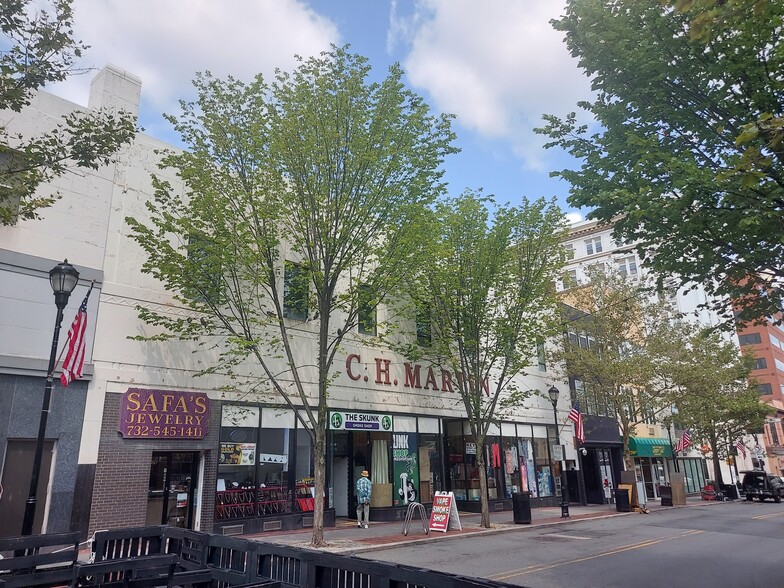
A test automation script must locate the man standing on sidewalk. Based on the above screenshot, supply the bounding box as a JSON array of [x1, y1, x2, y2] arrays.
[[356, 470, 372, 528]]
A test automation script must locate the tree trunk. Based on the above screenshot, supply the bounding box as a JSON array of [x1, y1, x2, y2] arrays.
[[311, 418, 327, 546], [476, 439, 490, 528]]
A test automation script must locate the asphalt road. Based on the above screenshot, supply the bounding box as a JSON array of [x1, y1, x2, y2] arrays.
[[358, 501, 784, 588]]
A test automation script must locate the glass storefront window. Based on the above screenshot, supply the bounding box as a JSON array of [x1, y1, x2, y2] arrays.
[[352, 430, 394, 508], [533, 437, 553, 497], [446, 422, 466, 500], [257, 428, 291, 515], [294, 428, 315, 513], [216, 405, 259, 520], [419, 434, 441, 503], [484, 436, 502, 500], [503, 437, 520, 497], [518, 438, 537, 497], [392, 432, 419, 506]]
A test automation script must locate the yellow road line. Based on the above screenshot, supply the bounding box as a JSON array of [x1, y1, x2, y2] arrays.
[[752, 511, 784, 520], [490, 530, 703, 581]]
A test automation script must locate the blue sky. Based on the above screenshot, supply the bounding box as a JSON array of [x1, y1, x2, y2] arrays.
[[52, 0, 594, 221]]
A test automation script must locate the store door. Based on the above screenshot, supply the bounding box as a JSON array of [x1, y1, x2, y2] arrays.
[[146, 452, 200, 528], [0, 440, 55, 538]]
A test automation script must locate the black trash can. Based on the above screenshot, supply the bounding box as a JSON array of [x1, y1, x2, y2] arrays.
[[615, 488, 631, 512], [512, 491, 532, 524]]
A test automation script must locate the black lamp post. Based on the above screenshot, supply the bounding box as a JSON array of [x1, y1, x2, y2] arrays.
[[21, 260, 79, 536], [548, 385, 570, 518]]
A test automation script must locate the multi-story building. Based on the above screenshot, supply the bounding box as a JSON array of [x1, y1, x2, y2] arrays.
[[735, 312, 784, 475], [0, 66, 580, 539], [557, 219, 741, 501]]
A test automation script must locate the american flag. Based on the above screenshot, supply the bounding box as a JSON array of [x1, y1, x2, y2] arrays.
[[735, 439, 747, 458], [675, 429, 691, 453], [568, 403, 584, 444], [60, 285, 93, 388]]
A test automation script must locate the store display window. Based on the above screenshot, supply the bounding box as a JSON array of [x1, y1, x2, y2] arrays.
[[484, 436, 502, 500], [257, 427, 291, 515], [353, 430, 394, 508], [215, 404, 314, 521], [518, 438, 537, 497], [294, 427, 315, 512], [503, 437, 520, 498], [216, 405, 259, 520], [533, 434, 554, 497], [418, 434, 441, 503]]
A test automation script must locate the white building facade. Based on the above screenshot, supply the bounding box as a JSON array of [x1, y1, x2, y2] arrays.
[[0, 67, 579, 539]]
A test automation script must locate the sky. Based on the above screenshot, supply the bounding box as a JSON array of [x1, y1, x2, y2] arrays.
[[48, 0, 595, 222]]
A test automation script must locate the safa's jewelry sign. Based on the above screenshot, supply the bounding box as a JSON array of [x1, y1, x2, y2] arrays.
[[118, 388, 210, 439]]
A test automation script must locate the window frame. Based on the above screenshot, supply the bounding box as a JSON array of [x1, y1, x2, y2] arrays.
[[283, 261, 309, 321]]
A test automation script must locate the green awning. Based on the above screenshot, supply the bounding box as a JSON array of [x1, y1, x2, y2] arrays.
[[629, 437, 673, 458]]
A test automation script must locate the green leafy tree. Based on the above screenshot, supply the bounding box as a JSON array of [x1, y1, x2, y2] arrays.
[[555, 267, 680, 470], [536, 0, 784, 326], [126, 46, 457, 546], [1, 0, 136, 224], [669, 326, 769, 485], [399, 192, 565, 528]]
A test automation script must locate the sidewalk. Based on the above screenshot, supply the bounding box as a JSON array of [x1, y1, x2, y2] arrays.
[[242, 496, 720, 554]]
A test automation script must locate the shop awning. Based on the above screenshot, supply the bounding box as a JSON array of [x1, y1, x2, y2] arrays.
[[629, 437, 673, 458]]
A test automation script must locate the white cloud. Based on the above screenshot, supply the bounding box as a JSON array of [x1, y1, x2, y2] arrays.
[[565, 211, 584, 224], [50, 0, 339, 122], [394, 0, 593, 171]]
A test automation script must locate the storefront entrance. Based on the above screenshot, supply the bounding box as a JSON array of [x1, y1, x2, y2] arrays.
[[145, 451, 200, 528], [0, 440, 54, 537]]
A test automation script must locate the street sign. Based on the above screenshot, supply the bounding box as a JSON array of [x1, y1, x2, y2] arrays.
[[552, 444, 564, 461]]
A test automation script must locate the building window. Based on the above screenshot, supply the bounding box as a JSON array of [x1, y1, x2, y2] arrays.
[[416, 304, 432, 346], [0, 152, 22, 225], [187, 233, 221, 304], [283, 261, 308, 320], [769, 423, 781, 447], [738, 332, 762, 346], [536, 339, 546, 371], [563, 243, 575, 260], [771, 334, 782, 349], [358, 285, 377, 335], [776, 358, 784, 373], [758, 383, 773, 395], [563, 269, 578, 288], [754, 358, 768, 370], [617, 256, 638, 276], [584, 237, 602, 256]]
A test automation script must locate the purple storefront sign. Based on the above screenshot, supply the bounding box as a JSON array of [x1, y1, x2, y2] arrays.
[[118, 388, 210, 439]]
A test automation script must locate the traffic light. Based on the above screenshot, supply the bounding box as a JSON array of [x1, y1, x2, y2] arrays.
[[726, 456, 734, 466]]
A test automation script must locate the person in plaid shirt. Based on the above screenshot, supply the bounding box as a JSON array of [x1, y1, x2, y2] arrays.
[[356, 470, 372, 528]]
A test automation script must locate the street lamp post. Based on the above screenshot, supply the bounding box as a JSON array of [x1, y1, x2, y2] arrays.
[[21, 260, 79, 536], [548, 385, 570, 519]]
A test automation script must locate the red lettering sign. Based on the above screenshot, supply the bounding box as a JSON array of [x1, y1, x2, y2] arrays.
[[428, 494, 453, 533]]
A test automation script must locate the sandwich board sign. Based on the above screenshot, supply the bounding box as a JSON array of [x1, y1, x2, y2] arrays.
[[428, 491, 462, 532]]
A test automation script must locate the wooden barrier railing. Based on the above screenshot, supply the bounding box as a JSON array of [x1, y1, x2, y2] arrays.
[[2, 526, 522, 588]]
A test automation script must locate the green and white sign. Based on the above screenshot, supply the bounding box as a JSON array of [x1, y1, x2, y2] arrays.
[[328, 411, 393, 431]]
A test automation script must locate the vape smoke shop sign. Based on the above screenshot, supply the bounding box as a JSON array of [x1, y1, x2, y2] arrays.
[[329, 411, 393, 431], [119, 388, 210, 439]]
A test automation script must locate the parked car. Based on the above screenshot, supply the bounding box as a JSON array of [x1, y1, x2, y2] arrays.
[[741, 471, 783, 503]]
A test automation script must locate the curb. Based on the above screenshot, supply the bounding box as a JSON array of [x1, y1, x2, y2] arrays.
[[262, 500, 727, 555]]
